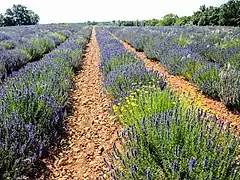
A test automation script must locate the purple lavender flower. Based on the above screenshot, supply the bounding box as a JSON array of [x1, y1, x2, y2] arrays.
[[204, 156, 208, 170], [162, 143, 165, 153], [189, 157, 196, 173], [146, 169, 151, 180], [142, 117, 146, 133], [207, 140, 212, 150], [121, 159, 126, 167], [154, 117, 159, 128], [132, 164, 138, 172], [131, 171, 135, 179], [172, 161, 179, 172], [126, 151, 130, 159], [212, 159, 216, 170], [175, 146, 179, 157]]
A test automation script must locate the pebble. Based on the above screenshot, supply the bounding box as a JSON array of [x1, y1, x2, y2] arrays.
[[44, 29, 120, 179]]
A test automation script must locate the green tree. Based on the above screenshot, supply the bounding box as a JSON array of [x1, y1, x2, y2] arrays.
[[143, 19, 159, 26], [191, 0, 239, 26], [219, 0, 240, 26], [2, 4, 39, 26], [4, 8, 15, 26], [0, 14, 4, 27], [197, 6, 220, 26], [118, 20, 135, 26], [207, 6, 220, 25], [136, 19, 139, 26], [175, 16, 192, 26], [192, 11, 202, 25], [158, 13, 178, 26]]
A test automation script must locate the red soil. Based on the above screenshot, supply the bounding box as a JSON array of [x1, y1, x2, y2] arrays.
[[45, 29, 119, 179]]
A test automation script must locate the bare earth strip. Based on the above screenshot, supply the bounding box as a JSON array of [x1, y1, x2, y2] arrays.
[[118, 38, 240, 130], [47, 29, 119, 179]]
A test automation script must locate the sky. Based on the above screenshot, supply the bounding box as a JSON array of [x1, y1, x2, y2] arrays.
[[0, 0, 229, 24]]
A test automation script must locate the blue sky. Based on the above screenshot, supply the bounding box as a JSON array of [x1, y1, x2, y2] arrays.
[[0, 0, 229, 24]]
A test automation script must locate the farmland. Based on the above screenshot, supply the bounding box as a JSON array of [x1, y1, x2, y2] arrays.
[[0, 24, 92, 178], [0, 24, 240, 179]]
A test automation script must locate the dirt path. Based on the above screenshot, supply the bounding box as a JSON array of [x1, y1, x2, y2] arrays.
[[48, 29, 119, 179], [117, 38, 240, 130]]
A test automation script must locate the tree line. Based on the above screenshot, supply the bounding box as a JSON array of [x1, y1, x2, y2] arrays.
[[1, 1, 239, 27], [100, 0, 239, 27], [0, 4, 39, 27]]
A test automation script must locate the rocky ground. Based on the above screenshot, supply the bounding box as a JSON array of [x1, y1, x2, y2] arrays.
[[43, 29, 240, 180], [45, 29, 119, 180]]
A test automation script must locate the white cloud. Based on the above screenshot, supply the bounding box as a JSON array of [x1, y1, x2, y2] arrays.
[[0, 0, 229, 24]]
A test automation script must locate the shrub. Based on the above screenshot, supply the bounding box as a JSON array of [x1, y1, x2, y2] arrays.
[[161, 49, 204, 80], [107, 94, 240, 179], [100, 54, 140, 76], [17, 37, 56, 61], [104, 63, 166, 98], [229, 53, 240, 70], [0, 50, 26, 79], [193, 63, 221, 99], [112, 86, 179, 126], [219, 64, 240, 111], [220, 38, 240, 50]]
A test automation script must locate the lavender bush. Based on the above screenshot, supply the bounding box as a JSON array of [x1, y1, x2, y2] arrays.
[[0, 26, 92, 179], [96, 27, 167, 98], [0, 24, 83, 80], [112, 26, 240, 111], [106, 109, 240, 179], [98, 27, 240, 179], [219, 64, 240, 111]]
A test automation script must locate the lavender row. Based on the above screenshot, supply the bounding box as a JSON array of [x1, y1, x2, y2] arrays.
[[111, 26, 240, 111], [109, 108, 240, 179], [0, 23, 81, 42], [95, 27, 240, 179], [0, 30, 66, 51], [0, 26, 92, 179], [96, 27, 166, 98], [0, 24, 82, 51], [0, 25, 81, 80], [95, 27, 167, 178], [111, 26, 240, 68]]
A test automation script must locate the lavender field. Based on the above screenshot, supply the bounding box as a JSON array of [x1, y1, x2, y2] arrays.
[[0, 24, 92, 178], [0, 24, 240, 179], [97, 26, 240, 180]]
